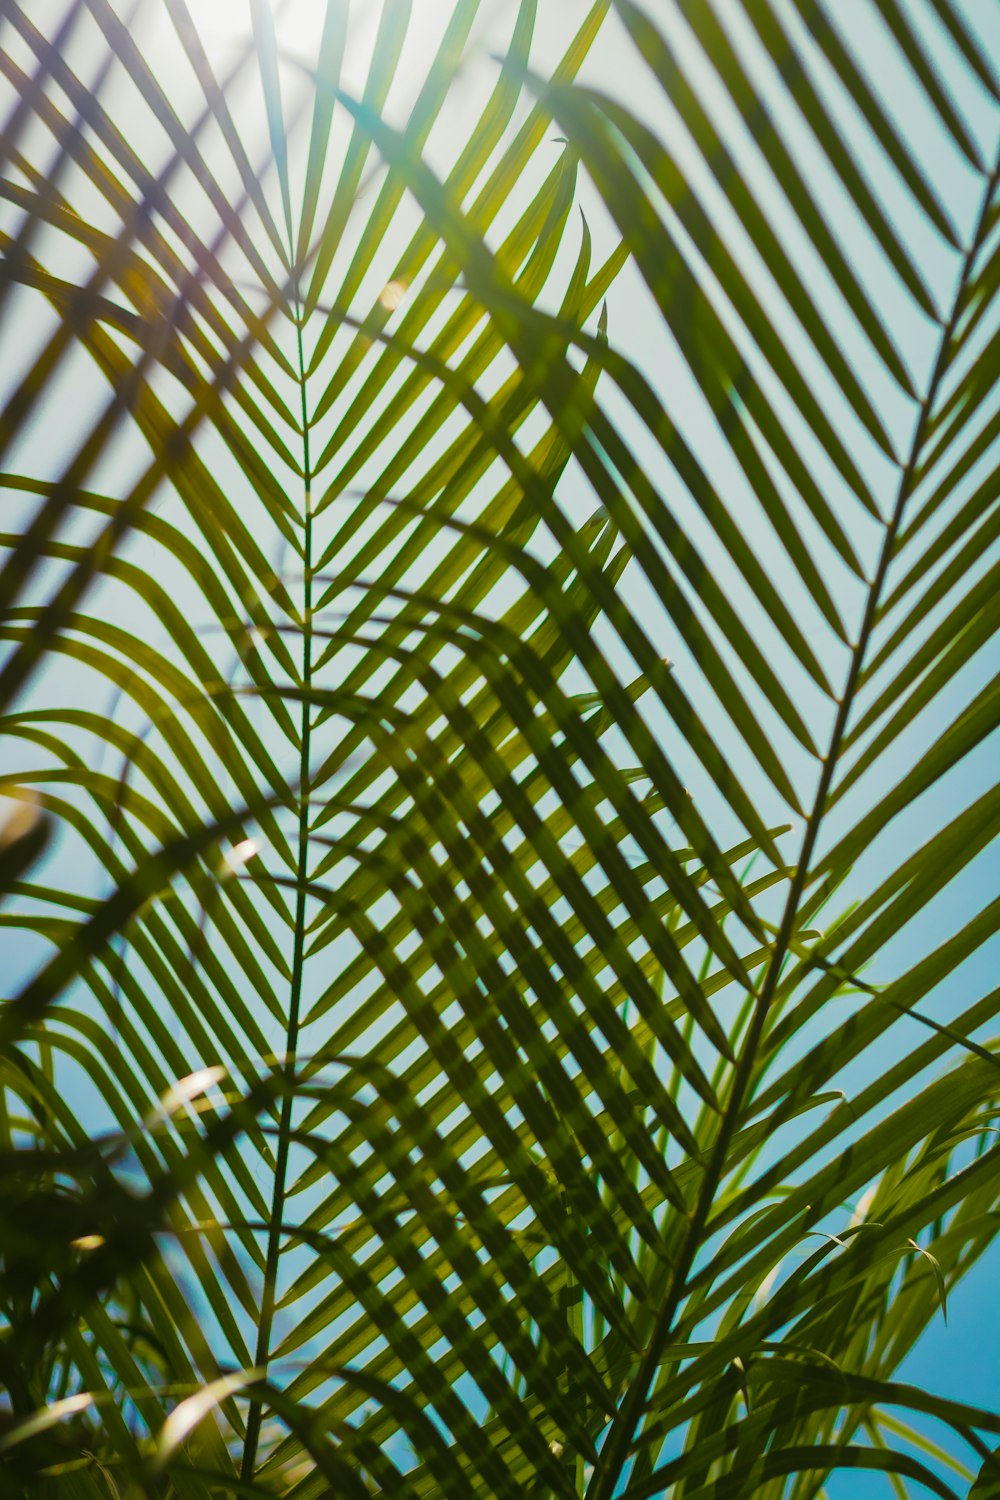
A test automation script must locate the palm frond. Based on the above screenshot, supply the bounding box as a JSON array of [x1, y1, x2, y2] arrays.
[[1, 0, 997, 1496]]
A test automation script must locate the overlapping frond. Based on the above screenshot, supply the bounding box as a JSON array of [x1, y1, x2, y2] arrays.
[[0, 0, 997, 1496]]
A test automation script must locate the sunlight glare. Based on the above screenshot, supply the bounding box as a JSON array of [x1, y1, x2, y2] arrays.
[[192, 0, 326, 52]]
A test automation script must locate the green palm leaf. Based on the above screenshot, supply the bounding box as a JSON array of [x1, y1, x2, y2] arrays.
[[0, 0, 997, 1495]]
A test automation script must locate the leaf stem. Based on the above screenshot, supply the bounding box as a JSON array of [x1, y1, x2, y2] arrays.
[[240, 301, 314, 1484], [586, 146, 1000, 1500]]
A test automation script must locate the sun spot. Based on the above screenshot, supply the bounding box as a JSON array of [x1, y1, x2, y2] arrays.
[[379, 279, 408, 312]]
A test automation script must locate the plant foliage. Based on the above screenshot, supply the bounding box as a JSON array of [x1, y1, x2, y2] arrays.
[[0, 0, 998, 1495]]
